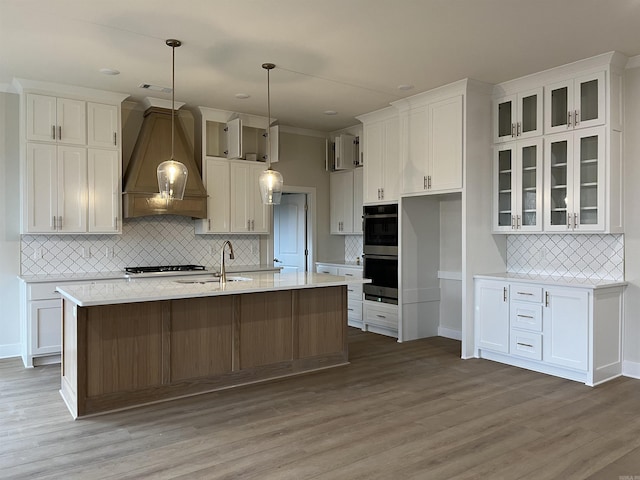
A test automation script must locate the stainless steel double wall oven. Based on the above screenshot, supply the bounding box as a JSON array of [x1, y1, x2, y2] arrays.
[[363, 204, 398, 304]]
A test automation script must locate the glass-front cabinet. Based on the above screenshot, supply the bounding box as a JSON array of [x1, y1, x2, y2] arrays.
[[544, 71, 605, 135], [544, 126, 605, 232], [493, 138, 543, 232], [493, 87, 543, 143]]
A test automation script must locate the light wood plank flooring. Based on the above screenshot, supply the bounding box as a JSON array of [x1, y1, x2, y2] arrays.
[[1, 328, 639, 479]]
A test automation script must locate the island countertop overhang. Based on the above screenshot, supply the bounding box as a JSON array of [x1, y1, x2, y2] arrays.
[[56, 272, 371, 307]]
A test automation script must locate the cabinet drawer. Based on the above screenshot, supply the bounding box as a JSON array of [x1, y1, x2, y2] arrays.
[[28, 283, 62, 301], [510, 330, 542, 361], [364, 303, 398, 330], [511, 285, 543, 303], [338, 267, 363, 278], [346, 283, 363, 299], [316, 264, 338, 275], [510, 302, 542, 332], [347, 300, 362, 323]]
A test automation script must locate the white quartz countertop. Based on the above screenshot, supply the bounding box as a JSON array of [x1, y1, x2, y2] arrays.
[[315, 261, 363, 268], [56, 272, 371, 307], [19, 265, 280, 283], [474, 272, 627, 289]]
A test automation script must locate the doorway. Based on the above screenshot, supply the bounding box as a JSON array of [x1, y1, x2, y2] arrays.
[[270, 187, 316, 273]]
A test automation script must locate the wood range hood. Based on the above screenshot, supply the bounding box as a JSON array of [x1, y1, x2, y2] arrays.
[[123, 98, 207, 219]]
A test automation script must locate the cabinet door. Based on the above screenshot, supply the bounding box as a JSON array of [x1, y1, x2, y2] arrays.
[[230, 161, 252, 232], [475, 280, 510, 353], [493, 94, 516, 143], [428, 95, 463, 192], [403, 105, 429, 194], [57, 97, 86, 145], [543, 287, 589, 371], [362, 121, 384, 203], [330, 170, 354, 234], [26, 94, 57, 142], [544, 132, 574, 231], [30, 299, 62, 356], [25, 143, 58, 233], [493, 144, 517, 232], [202, 157, 230, 233], [382, 116, 400, 201], [87, 102, 118, 148], [516, 138, 543, 231], [335, 134, 355, 170], [574, 71, 605, 130], [352, 167, 363, 234], [88, 149, 120, 233], [57, 146, 87, 233], [517, 87, 543, 139], [226, 118, 242, 159], [545, 79, 573, 134], [250, 163, 269, 233], [269, 125, 279, 163], [573, 127, 605, 231]]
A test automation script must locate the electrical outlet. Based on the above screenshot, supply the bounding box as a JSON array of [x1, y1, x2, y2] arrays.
[[81, 246, 91, 259], [105, 246, 114, 259], [32, 247, 44, 260]]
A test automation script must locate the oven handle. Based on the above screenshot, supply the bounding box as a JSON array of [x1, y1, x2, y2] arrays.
[[362, 254, 398, 260], [363, 214, 397, 219]]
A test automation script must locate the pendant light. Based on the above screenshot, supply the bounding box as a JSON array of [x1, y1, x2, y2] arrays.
[[258, 63, 283, 205], [157, 39, 188, 202]]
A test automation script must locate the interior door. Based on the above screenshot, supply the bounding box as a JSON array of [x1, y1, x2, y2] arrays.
[[274, 193, 307, 273]]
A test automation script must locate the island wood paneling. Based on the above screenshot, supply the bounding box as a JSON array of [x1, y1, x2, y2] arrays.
[[170, 296, 234, 381], [298, 286, 347, 358], [61, 286, 349, 418], [239, 290, 293, 369], [85, 302, 165, 396]]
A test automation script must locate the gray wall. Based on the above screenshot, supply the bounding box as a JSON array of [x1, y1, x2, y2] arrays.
[[0, 92, 21, 357]]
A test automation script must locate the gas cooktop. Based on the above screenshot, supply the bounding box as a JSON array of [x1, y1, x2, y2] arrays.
[[125, 265, 207, 275]]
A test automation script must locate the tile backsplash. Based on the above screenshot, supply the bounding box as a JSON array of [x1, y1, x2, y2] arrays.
[[344, 235, 363, 264], [21, 216, 260, 275], [507, 234, 624, 281]]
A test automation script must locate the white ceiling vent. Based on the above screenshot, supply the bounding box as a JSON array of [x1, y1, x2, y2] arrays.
[[138, 83, 173, 93]]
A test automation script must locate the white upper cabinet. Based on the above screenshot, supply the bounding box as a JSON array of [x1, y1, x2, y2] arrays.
[[230, 161, 268, 233], [330, 170, 354, 234], [334, 134, 356, 170], [544, 126, 606, 232], [357, 107, 400, 204], [87, 149, 120, 233], [493, 87, 543, 143], [352, 167, 363, 234], [396, 87, 464, 196], [493, 138, 543, 233], [544, 71, 605, 134], [26, 94, 86, 145], [87, 102, 119, 148], [225, 117, 242, 159], [196, 157, 231, 234]]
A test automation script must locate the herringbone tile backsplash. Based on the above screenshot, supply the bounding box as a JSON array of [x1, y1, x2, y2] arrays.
[[21, 216, 260, 275]]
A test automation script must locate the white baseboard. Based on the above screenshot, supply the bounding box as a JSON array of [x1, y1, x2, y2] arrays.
[[623, 360, 640, 379], [438, 326, 462, 341], [0, 343, 21, 359]]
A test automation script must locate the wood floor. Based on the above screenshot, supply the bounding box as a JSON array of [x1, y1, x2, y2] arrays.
[[1, 328, 639, 479]]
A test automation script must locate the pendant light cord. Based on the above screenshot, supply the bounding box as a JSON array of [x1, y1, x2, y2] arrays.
[[266, 66, 271, 170], [171, 42, 175, 161]]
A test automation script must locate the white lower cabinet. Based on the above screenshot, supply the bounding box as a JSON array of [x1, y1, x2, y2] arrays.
[[363, 301, 398, 337], [474, 277, 624, 386], [316, 263, 364, 328]]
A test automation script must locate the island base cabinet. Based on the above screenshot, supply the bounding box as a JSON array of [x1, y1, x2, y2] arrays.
[[60, 286, 348, 418]]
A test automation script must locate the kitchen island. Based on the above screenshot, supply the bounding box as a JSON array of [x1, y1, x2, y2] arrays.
[[57, 272, 370, 418]]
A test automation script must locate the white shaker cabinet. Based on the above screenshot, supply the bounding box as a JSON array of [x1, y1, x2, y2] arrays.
[[26, 94, 86, 145], [545, 71, 605, 135], [357, 107, 400, 204], [230, 160, 268, 233], [87, 149, 120, 233], [25, 143, 87, 233], [87, 102, 119, 148], [493, 138, 543, 232], [474, 276, 624, 386], [493, 87, 543, 143], [330, 170, 354, 234], [195, 157, 231, 234]]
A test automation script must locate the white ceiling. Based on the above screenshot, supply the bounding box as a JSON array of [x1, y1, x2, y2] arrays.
[[2, 0, 640, 132]]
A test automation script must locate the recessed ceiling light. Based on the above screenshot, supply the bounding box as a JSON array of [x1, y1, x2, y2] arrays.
[[235, 93, 250, 99], [99, 68, 120, 76], [397, 84, 414, 91], [324, 110, 338, 115]]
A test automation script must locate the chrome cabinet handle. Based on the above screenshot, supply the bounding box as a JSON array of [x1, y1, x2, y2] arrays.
[[517, 215, 521, 229], [208, 219, 211, 230], [567, 212, 571, 229], [52, 125, 56, 140], [427, 176, 432, 189], [517, 314, 534, 319], [573, 213, 578, 229], [503, 287, 507, 302], [511, 215, 516, 229], [376, 314, 386, 319], [545, 291, 549, 307], [517, 122, 521, 136], [58, 126, 62, 140], [113, 132, 117, 146], [247, 220, 250, 231], [511, 123, 516, 137], [567, 111, 572, 128], [424, 176, 427, 190], [516, 292, 533, 296], [574, 110, 579, 126], [52, 216, 56, 230], [58, 216, 62, 229], [517, 342, 534, 348]]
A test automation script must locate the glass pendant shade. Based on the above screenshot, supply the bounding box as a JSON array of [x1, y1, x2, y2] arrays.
[[157, 159, 188, 200], [258, 167, 283, 205]]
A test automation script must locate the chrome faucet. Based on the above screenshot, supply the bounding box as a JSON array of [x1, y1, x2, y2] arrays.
[[219, 240, 235, 284]]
